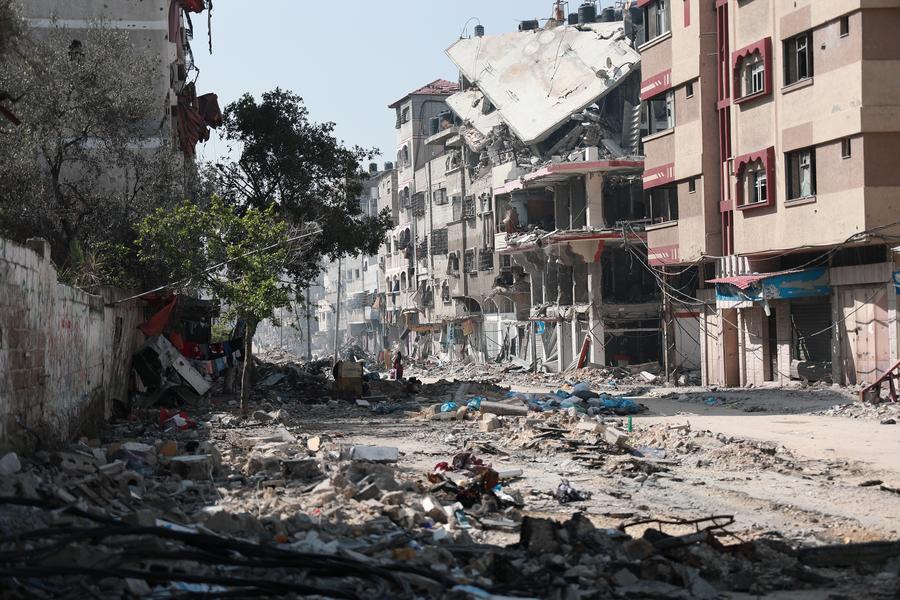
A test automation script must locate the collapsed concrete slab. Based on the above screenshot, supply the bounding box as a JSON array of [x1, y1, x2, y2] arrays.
[[446, 22, 640, 147]]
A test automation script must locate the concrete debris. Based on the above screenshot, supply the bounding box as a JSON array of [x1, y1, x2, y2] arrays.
[[0, 352, 897, 598]]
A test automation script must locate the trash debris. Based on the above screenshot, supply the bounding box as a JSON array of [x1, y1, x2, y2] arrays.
[[553, 479, 593, 504]]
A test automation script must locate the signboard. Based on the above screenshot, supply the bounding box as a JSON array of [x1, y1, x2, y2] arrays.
[[894, 271, 900, 294], [715, 267, 830, 303], [535, 321, 546, 335]]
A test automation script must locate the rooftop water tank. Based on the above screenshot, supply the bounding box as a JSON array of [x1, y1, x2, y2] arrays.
[[578, 2, 597, 24], [474, 24, 485, 37], [519, 19, 540, 31]]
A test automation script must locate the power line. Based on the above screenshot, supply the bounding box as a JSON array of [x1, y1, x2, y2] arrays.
[[110, 226, 323, 305]]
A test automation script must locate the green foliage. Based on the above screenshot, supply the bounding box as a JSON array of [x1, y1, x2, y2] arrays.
[[137, 196, 296, 325], [210, 89, 392, 287], [58, 240, 141, 291], [0, 17, 193, 276]]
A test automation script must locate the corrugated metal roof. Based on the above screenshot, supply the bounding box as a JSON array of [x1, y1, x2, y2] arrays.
[[388, 79, 460, 109], [445, 23, 640, 145]]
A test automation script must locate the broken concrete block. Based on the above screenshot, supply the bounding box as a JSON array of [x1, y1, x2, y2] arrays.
[[0, 452, 21, 476], [480, 401, 528, 417], [169, 455, 211, 479], [603, 426, 629, 448], [480, 413, 502, 432], [456, 406, 469, 421], [497, 468, 523, 480], [425, 403, 442, 416], [621, 538, 655, 561], [576, 420, 604, 434], [639, 371, 657, 383], [381, 490, 405, 505], [422, 495, 448, 523], [354, 482, 381, 501], [52, 451, 97, 474], [281, 459, 322, 480], [341, 445, 399, 463], [307, 436, 322, 452]]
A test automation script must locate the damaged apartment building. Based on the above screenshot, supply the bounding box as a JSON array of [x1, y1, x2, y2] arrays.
[[448, 9, 660, 372], [638, 0, 900, 388], [379, 6, 664, 372]]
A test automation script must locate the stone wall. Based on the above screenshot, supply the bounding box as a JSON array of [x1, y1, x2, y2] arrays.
[[0, 238, 144, 451]]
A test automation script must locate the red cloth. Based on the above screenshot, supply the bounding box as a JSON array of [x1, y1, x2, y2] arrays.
[[139, 296, 178, 337], [177, 0, 206, 13]]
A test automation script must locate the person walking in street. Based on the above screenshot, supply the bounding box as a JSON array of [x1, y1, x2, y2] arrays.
[[393, 349, 404, 381]]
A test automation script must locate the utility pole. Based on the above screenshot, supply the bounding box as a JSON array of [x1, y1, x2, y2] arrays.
[[532, 321, 538, 373], [305, 284, 312, 360], [662, 268, 675, 384], [333, 258, 342, 364]]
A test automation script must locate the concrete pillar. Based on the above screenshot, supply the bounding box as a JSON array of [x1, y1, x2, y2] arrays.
[[831, 288, 844, 385], [586, 261, 604, 365], [888, 280, 898, 362], [558, 318, 573, 371], [585, 173, 604, 228], [775, 303, 792, 385]]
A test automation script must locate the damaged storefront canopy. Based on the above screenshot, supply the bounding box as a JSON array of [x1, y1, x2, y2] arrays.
[[445, 21, 640, 147]]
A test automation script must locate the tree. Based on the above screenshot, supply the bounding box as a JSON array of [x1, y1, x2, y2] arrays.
[[211, 89, 391, 286], [137, 196, 313, 411], [0, 17, 192, 281]]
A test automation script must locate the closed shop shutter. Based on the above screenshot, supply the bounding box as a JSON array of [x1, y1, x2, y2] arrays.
[[791, 301, 832, 362]]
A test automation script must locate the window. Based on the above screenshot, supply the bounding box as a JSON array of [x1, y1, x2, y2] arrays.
[[433, 188, 448, 205], [685, 82, 694, 98], [646, 185, 678, 223], [447, 253, 460, 276], [742, 57, 765, 97], [463, 250, 476, 274], [784, 32, 813, 86], [841, 138, 852, 159], [451, 195, 462, 221], [786, 148, 816, 200], [744, 161, 768, 205], [643, 0, 670, 42], [400, 107, 410, 124], [642, 90, 675, 136], [688, 178, 696, 194], [840, 16, 849, 37]]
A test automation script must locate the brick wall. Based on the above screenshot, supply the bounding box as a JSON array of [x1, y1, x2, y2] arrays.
[[0, 238, 144, 451]]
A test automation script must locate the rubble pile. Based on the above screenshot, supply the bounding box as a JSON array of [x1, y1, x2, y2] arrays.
[[819, 401, 900, 424], [1, 386, 899, 598]]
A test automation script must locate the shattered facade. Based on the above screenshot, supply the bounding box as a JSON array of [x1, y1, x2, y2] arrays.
[[434, 18, 662, 372], [638, 0, 900, 387]]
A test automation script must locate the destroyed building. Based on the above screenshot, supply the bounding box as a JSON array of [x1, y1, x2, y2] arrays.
[[638, 0, 900, 388], [22, 0, 221, 158], [439, 16, 662, 371]]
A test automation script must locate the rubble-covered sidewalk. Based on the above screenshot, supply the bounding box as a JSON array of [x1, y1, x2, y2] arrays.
[[1, 354, 899, 599]]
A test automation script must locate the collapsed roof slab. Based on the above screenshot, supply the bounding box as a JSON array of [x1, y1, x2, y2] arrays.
[[446, 22, 640, 146], [446, 89, 503, 151]]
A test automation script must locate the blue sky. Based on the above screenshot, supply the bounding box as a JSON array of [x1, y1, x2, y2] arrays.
[[192, 0, 558, 163]]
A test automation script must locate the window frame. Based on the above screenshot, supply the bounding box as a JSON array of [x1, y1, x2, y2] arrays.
[[734, 147, 776, 210], [839, 16, 850, 38], [732, 38, 772, 105], [785, 147, 817, 201], [685, 81, 694, 99], [642, 89, 675, 136], [784, 31, 814, 87], [646, 185, 679, 224], [642, 0, 671, 43], [841, 138, 852, 159]]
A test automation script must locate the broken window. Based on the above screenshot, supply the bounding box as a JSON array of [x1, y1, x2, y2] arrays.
[[478, 249, 494, 272], [412, 192, 426, 216], [642, 0, 670, 43], [448, 253, 460, 276], [401, 107, 410, 124], [741, 56, 765, 97], [786, 148, 816, 200], [433, 188, 448, 205], [742, 160, 768, 206], [463, 196, 476, 220], [464, 249, 476, 274], [442, 281, 451, 303], [646, 185, 678, 223], [431, 228, 448, 255], [451, 196, 462, 221], [784, 32, 813, 86], [642, 90, 674, 136]]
